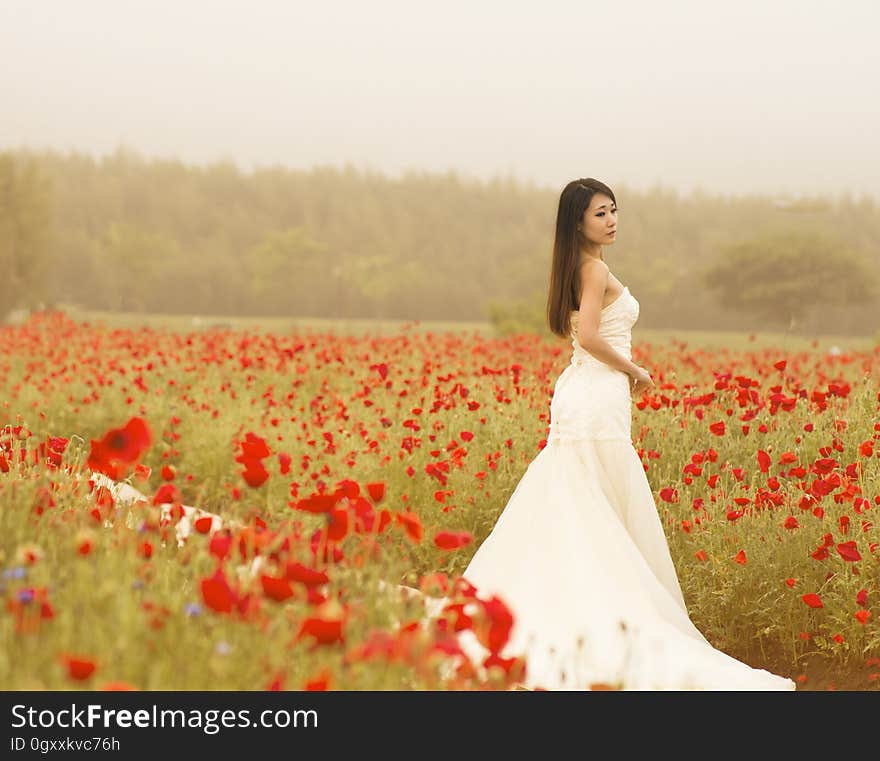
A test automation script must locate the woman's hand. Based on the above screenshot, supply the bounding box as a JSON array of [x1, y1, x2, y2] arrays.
[[629, 365, 655, 396]]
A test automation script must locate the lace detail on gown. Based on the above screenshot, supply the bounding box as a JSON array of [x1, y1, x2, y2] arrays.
[[547, 285, 638, 443]]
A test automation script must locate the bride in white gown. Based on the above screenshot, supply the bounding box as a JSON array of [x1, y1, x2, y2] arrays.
[[424, 178, 796, 691]]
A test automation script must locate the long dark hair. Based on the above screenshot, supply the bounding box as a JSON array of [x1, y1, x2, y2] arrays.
[[546, 178, 617, 339]]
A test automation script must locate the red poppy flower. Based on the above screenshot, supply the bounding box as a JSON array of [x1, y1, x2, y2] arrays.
[[434, 530, 473, 550], [304, 669, 332, 691], [100, 681, 137, 691], [285, 561, 330, 588], [326, 506, 349, 543], [104, 417, 151, 462], [241, 459, 270, 488], [235, 432, 271, 462], [61, 654, 97, 681], [395, 511, 423, 543], [75, 529, 95, 556], [194, 516, 214, 534], [87, 417, 152, 477], [801, 593, 823, 609], [366, 481, 386, 503], [296, 600, 345, 646], [152, 483, 182, 506], [419, 572, 450, 595], [209, 532, 232, 560], [261, 574, 295, 602], [201, 567, 237, 613], [278, 452, 292, 475], [836, 541, 861, 562], [295, 494, 342, 514], [473, 595, 515, 654]]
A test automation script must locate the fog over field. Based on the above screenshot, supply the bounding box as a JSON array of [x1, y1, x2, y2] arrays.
[[2, 0, 878, 199]]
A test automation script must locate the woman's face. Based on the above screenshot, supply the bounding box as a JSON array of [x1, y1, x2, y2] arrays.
[[578, 192, 618, 246]]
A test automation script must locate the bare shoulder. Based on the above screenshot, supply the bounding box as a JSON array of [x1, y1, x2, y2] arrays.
[[578, 258, 609, 296]]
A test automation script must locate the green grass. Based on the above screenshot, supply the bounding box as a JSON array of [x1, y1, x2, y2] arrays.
[[52, 303, 879, 353], [55, 304, 491, 338], [3, 306, 878, 690]]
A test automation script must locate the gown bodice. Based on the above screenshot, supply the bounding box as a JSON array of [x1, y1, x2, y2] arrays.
[[547, 285, 641, 444], [568, 285, 639, 369]]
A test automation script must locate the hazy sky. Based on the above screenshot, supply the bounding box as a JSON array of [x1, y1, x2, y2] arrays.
[[2, 0, 878, 199]]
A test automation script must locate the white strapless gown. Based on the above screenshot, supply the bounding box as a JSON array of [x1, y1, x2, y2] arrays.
[[425, 286, 796, 691]]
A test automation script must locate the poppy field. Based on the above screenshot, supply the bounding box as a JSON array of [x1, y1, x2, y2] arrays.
[[1, 310, 879, 690]]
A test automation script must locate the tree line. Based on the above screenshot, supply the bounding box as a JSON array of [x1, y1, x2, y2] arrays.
[[1, 146, 877, 336]]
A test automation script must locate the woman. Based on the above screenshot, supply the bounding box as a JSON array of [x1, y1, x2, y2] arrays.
[[425, 178, 796, 691]]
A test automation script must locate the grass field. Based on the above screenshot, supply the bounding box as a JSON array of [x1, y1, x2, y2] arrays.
[[56, 302, 880, 353], [1, 306, 878, 690]]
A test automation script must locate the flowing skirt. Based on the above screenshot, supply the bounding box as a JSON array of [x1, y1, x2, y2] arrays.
[[425, 425, 797, 691]]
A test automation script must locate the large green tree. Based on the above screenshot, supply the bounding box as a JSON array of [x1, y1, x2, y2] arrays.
[[702, 231, 877, 330]]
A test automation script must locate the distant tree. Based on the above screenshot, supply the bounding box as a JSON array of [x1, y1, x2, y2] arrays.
[[0, 153, 52, 314], [702, 231, 877, 330], [87, 223, 183, 312], [244, 228, 328, 316], [336, 254, 394, 319], [486, 289, 546, 336]]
